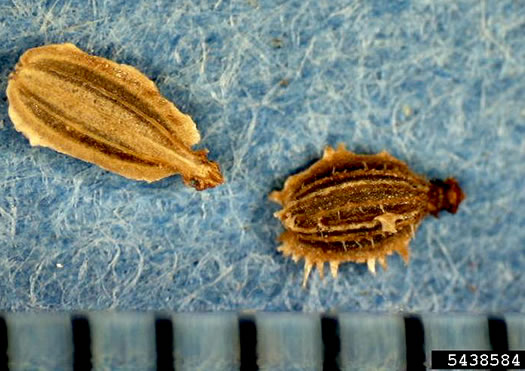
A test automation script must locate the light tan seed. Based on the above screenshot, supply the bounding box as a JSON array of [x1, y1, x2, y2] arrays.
[[270, 144, 466, 287], [6, 43, 223, 190]]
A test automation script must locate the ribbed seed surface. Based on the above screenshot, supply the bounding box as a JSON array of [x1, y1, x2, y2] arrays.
[[270, 144, 465, 286], [7, 43, 223, 190]]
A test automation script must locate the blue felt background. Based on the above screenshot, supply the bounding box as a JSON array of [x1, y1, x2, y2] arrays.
[[0, 0, 524, 312]]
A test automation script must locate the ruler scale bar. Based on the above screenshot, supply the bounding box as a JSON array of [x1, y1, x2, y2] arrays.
[[0, 315, 8, 371], [239, 315, 258, 371], [321, 315, 341, 371], [71, 315, 92, 371], [488, 316, 510, 352], [404, 315, 426, 371], [155, 317, 175, 371], [0, 313, 523, 370]]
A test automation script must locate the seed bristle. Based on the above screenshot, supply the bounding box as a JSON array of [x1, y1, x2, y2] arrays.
[[367, 258, 376, 274]]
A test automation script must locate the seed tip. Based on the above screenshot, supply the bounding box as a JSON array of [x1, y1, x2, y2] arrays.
[[429, 177, 465, 215], [444, 177, 466, 214], [185, 159, 224, 191]]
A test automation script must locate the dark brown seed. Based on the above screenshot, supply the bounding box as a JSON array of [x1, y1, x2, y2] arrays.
[[270, 144, 465, 286], [6, 43, 223, 190]]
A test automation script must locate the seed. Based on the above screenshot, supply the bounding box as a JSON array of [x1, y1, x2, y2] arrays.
[[6, 43, 223, 190], [270, 144, 465, 287]]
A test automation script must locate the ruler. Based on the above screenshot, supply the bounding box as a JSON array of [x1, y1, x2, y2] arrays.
[[0, 313, 524, 370]]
